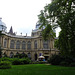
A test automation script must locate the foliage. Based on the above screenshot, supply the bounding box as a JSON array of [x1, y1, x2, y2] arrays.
[[21, 58, 31, 64], [54, 39, 59, 49], [14, 53, 28, 58], [48, 54, 75, 66], [70, 63, 75, 67], [48, 54, 63, 65], [0, 61, 11, 69], [38, 0, 75, 57], [0, 57, 31, 65], [12, 59, 23, 65], [12, 58, 31, 65], [60, 61, 69, 66]]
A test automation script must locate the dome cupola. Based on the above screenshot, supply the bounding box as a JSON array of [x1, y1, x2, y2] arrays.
[[0, 17, 7, 32]]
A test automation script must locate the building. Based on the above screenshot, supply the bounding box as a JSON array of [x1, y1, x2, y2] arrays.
[[0, 18, 59, 61]]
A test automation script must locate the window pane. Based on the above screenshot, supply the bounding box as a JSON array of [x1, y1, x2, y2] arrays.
[[34, 40, 37, 49], [22, 41, 26, 49], [16, 40, 20, 49], [27, 41, 31, 49], [43, 41, 48, 49], [4, 39, 7, 48], [10, 40, 15, 49]]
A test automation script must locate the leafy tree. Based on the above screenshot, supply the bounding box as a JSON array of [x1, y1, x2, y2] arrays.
[[38, 0, 75, 57]]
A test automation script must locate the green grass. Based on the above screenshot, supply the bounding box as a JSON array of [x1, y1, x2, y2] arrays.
[[0, 64, 75, 75]]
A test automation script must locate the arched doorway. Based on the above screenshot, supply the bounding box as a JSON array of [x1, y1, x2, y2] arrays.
[[28, 52, 31, 59], [35, 53, 37, 61], [10, 52, 14, 58]]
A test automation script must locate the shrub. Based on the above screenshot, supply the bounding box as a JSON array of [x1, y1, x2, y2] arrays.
[[60, 61, 69, 66], [12, 59, 24, 65], [48, 54, 63, 65], [48, 54, 75, 66], [70, 63, 75, 67], [14, 53, 28, 58], [0, 61, 11, 69], [21, 58, 31, 64], [63, 56, 74, 64]]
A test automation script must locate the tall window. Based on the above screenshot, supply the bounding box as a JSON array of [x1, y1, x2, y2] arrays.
[[28, 53, 31, 59], [22, 41, 26, 49], [43, 40, 48, 49], [34, 40, 37, 49], [10, 40, 15, 49], [4, 38, 7, 48], [16, 40, 20, 49], [27, 41, 31, 49], [10, 52, 14, 58]]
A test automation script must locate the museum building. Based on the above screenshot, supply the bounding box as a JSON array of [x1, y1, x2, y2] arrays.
[[0, 18, 59, 61]]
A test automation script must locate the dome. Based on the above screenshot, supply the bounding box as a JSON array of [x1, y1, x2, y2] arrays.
[[0, 18, 7, 32], [0, 18, 6, 26]]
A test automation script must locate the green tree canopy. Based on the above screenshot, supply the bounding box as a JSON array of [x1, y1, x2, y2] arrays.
[[38, 0, 75, 57]]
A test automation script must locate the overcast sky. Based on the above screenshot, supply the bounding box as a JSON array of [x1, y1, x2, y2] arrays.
[[0, 0, 60, 37]]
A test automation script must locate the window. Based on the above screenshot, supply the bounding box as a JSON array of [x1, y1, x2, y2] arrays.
[[27, 41, 31, 49], [10, 52, 14, 58], [4, 38, 7, 48], [34, 40, 37, 49], [16, 52, 19, 55], [16, 40, 20, 49], [28, 53, 31, 58], [10, 40, 15, 49], [43, 40, 48, 49], [22, 41, 26, 49]]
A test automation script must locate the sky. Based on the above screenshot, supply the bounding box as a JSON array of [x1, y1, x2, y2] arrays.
[[0, 0, 60, 37]]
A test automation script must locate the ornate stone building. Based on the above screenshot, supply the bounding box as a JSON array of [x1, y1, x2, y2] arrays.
[[0, 18, 59, 61]]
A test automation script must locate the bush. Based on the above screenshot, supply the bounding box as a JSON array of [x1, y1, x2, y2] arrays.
[[12, 58, 31, 65], [48, 54, 75, 66], [0, 61, 11, 69], [70, 63, 75, 67], [0, 57, 13, 62], [12, 59, 24, 65], [48, 54, 63, 65], [21, 58, 31, 64], [14, 53, 28, 58], [60, 61, 69, 66], [63, 56, 74, 64]]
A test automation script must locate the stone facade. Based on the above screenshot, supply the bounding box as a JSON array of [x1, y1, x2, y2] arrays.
[[0, 19, 59, 61]]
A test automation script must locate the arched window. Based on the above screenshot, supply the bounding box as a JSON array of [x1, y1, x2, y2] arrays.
[[27, 41, 31, 49], [43, 40, 48, 49], [4, 38, 7, 48], [22, 41, 26, 49], [28, 53, 31, 59], [10, 52, 14, 58], [35, 53, 37, 60], [16, 40, 20, 49], [34, 40, 37, 49], [10, 40, 15, 49], [16, 52, 19, 55]]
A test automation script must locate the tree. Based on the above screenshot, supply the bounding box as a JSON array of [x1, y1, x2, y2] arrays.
[[38, 0, 75, 57]]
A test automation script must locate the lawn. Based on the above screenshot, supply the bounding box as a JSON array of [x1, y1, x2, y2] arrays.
[[0, 64, 75, 75]]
